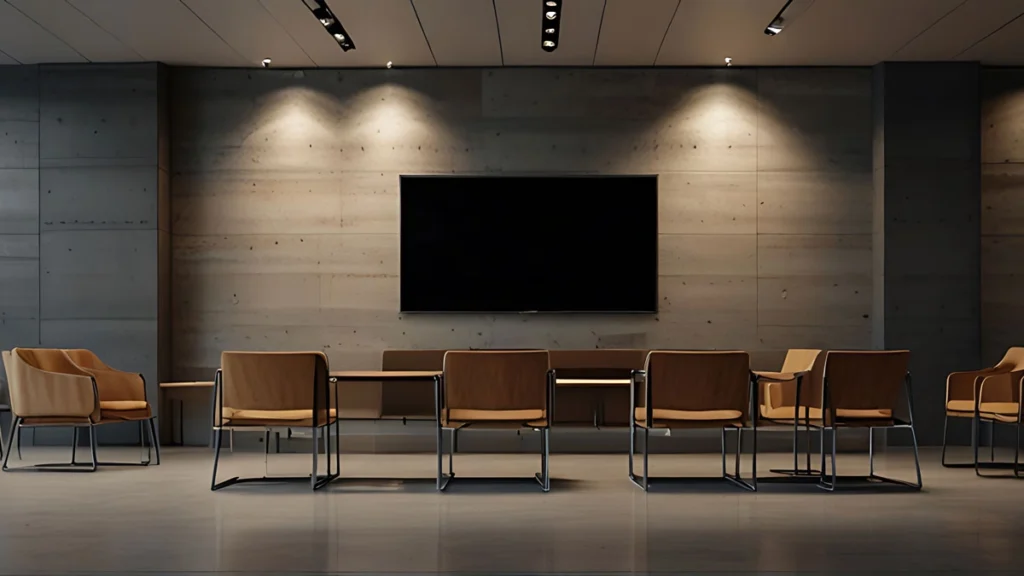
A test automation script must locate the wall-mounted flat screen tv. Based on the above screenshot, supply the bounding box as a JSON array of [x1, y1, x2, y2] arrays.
[[400, 175, 658, 313]]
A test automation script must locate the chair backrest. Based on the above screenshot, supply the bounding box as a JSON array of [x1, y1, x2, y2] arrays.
[[8, 348, 99, 420], [548, 349, 648, 379], [442, 350, 549, 415], [822, 350, 910, 412], [996, 347, 1024, 371], [220, 351, 330, 414], [643, 351, 751, 415], [773, 349, 825, 409], [64, 349, 144, 402]]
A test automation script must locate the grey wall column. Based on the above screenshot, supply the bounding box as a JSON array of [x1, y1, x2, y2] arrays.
[[874, 62, 981, 446], [33, 63, 170, 444]]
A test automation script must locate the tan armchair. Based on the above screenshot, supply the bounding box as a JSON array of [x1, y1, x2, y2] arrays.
[[439, 350, 552, 491], [818, 350, 921, 491], [2, 348, 101, 472], [754, 349, 824, 477], [64, 349, 160, 466], [212, 351, 339, 490], [943, 347, 1024, 474], [630, 351, 756, 491]]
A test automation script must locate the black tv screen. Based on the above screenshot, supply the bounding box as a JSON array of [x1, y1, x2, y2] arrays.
[[400, 175, 658, 313]]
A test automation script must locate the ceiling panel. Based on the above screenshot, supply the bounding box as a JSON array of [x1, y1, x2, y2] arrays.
[[259, 0, 345, 67], [893, 0, 1024, 61], [495, 0, 605, 66], [69, 0, 248, 66], [182, 0, 314, 67], [657, 0, 776, 66], [661, 0, 964, 66], [8, 0, 142, 62], [594, 0, 678, 66], [0, 1, 86, 64], [957, 11, 1024, 64], [413, 0, 501, 66], [322, 0, 435, 67]]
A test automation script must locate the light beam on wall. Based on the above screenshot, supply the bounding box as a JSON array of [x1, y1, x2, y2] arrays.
[[542, 0, 562, 52], [764, 0, 815, 36], [303, 0, 355, 51]]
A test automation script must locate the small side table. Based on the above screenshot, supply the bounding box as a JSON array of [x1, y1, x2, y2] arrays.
[[160, 381, 214, 446]]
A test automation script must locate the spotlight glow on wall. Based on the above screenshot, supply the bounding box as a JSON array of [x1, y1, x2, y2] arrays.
[[542, 0, 562, 52], [303, 0, 355, 51]]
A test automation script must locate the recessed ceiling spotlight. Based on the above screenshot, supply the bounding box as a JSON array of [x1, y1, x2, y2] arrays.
[[543, 40, 556, 48], [386, 61, 393, 69], [304, 0, 356, 51], [546, 11, 557, 19], [261, 58, 272, 67], [764, 0, 815, 36], [546, 0, 558, 5], [545, 28, 555, 34], [724, 57, 732, 66]]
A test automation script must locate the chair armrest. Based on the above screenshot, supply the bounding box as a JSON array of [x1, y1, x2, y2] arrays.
[[84, 366, 146, 402], [978, 370, 1024, 405], [753, 370, 806, 383], [10, 366, 98, 419], [947, 367, 1007, 403]]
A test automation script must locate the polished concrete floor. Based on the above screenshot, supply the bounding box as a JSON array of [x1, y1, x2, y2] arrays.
[[0, 444, 1021, 575]]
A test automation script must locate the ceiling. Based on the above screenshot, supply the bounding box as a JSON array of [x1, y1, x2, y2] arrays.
[[1, 0, 1023, 68]]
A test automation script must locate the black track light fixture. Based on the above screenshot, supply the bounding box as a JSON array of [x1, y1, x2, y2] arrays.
[[542, 0, 561, 52], [764, 0, 814, 36], [303, 0, 355, 51]]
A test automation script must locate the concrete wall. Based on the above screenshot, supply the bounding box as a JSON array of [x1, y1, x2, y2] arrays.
[[0, 63, 168, 444], [170, 67, 875, 445], [875, 62, 981, 446], [981, 69, 1024, 367]]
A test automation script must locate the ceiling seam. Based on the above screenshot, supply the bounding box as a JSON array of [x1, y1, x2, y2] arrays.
[[63, 0, 145, 61], [491, 0, 504, 66], [652, 0, 681, 66], [0, 46, 22, 64], [886, 0, 967, 61], [176, 0, 250, 66], [256, 0, 317, 67], [591, 0, 608, 66], [408, 0, 438, 67], [4, 0, 89, 63], [953, 7, 1024, 60]]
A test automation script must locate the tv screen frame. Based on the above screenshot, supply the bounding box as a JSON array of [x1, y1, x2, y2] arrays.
[[398, 174, 659, 315]]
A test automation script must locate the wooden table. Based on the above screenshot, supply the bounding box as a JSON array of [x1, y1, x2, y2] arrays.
[[330, 370, 445, 489], [159, 381, 214, 446], [554, 375, 637, 427]]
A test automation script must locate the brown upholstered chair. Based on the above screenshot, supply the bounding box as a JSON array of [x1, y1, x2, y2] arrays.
[[439, 350, 552, 491], [818, 350, 921, 491], [630, 351, 756, 491], [63, 349, 160, 466], [2, 348, 101, 471], [943, 347, 1024, 474], [212, 351, 339, 490], [754, 349, 824, 477]]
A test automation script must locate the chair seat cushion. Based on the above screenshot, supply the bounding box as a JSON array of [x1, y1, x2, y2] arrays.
[[222, 408, 338, 427], [447, 409, 545, 422], [100, 400, 149, 411], [634, 408, 744, 425], [947, 399, 975, 413]]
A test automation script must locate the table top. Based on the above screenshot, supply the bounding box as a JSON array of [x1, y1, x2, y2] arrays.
[[555, 378, 632, 386], [160, 381, 214, 388], [330, 370, 442, 381]]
